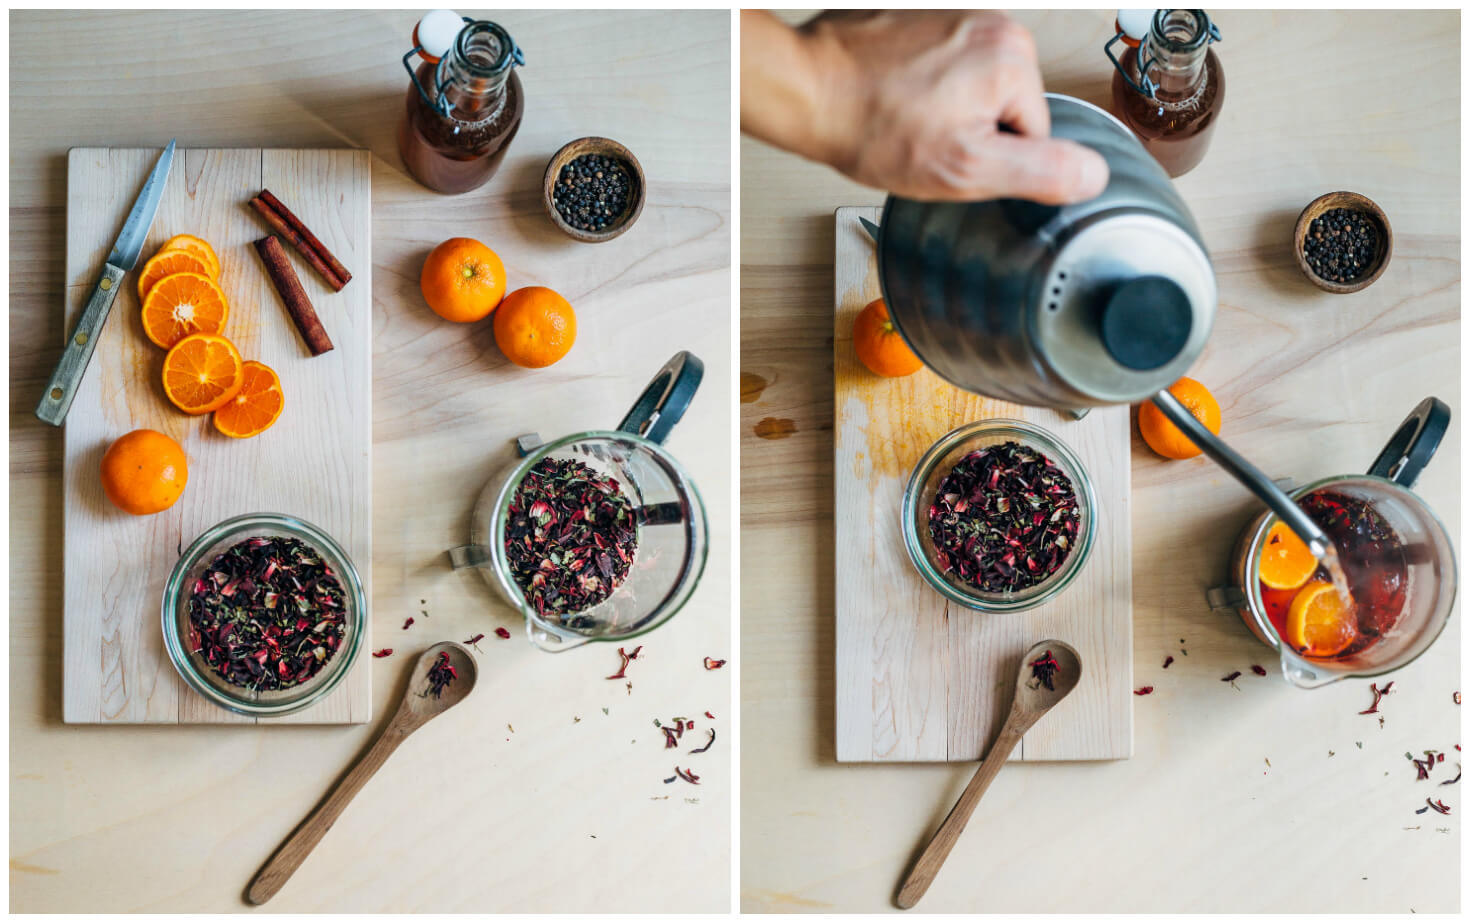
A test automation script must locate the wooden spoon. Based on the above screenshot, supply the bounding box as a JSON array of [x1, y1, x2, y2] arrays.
[[245, 642, 477, 905], [895, 639, 1081, 910]]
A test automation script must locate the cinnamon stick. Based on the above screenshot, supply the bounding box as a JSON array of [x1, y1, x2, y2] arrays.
[[254, 236, 334, 356], [248, 189, 352, 291]]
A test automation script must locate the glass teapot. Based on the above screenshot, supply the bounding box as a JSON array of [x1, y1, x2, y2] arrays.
[[1210, 398, 1456, 687], [449, 353, 708, 651]]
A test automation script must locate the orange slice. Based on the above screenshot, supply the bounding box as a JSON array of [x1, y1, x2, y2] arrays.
[[141, 272, 230, 349], [1258, 521, 1318, 590], [137, 249, 213, 301], [162, 333, 244, 415], [160, 234, 220, 278], [213, 361, 284, 438], [1286, 580, 1358, 658]]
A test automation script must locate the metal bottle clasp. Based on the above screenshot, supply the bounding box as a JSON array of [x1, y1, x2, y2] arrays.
[[402, 17, 526, 119], [1104, 14, 1222, 100]]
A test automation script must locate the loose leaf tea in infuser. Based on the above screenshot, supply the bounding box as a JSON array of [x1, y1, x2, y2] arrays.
[[505, 458, 638, 622], [187, 536, 346, 691], [928, 441, 1080, 593]]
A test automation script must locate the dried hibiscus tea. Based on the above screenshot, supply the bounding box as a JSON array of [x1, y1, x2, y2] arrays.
[[494, 627, 511, 639], [927, 441, 1080, 594], [424, 651, 457, 698], [1027, 649, 1061, 691], [504, 458, 638, 624], [186, 535, 347, 691]]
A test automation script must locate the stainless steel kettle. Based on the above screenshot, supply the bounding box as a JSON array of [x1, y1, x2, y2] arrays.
[[877, 93, 1217, 409]]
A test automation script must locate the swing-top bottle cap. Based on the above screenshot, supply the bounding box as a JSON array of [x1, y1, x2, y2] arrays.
[[414, 9, 464, 63], [1115, 9, 1156, 46]]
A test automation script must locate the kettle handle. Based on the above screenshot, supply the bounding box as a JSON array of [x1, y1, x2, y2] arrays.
[[617, 351, 703, 445], [1367, 397, 1451, 488]]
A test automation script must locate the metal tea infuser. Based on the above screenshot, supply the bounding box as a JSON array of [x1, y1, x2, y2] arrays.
[[449, 352, 709, 651]]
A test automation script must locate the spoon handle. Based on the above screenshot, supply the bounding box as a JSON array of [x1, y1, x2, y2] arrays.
[[246, 721, 413, 905], [895, 724, 1024, 909]]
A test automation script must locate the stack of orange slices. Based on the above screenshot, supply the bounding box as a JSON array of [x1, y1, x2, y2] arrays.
[[139, 235, 283, 438], [1258, 521, 1356, 657]]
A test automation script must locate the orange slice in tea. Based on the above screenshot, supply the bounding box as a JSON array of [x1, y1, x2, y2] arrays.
[[137, 249, 214, 301], [1259, 521, 1318, 590], [1286, 580, 1358, 658], [213, 360, 284, 438], [141, 272, 230, 349], [160, 234, 221, 279], [162, 332, 244, 415]]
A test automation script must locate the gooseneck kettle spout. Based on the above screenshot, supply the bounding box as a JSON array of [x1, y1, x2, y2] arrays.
[[1149, 389, 1331, 557]]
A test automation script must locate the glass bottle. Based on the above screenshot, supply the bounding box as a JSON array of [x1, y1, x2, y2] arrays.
[[1107, 9, 1224, 178], [398, 18, 525, 195]]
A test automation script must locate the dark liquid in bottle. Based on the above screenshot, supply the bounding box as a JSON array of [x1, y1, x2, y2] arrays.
[[398, 62, 524, 195], [1111, 46, 1224, 178], [1262, 491, 1408, 661]]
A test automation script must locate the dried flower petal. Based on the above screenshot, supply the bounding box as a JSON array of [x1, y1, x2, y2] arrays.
[[495, 627, 511, 639], [704, 657, 727, 670], [1162, 656, 1174, 669], [1134, 686, 1154, 696], [927, 442, 1080, 593], [505, 458, 638, 622], [607, 645, 644, 680], [373, 648, 393, 658], [1251, 664, 1268, 676], [1360, 681, 1394, 715]]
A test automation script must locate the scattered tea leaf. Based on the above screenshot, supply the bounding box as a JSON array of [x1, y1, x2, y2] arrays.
[[402, 616, 414, 630], [1162, 655, 1174, 669], [607, 645, 643, 680], [495, 627, 511, 639], [1360, 681, 1394, 715], [1134, 686, 1154, 696], [372, 648, 393, 658]]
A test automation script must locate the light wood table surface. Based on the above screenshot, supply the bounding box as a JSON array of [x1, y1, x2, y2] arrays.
[[740, 10, 1460, 913], [10, 10, 731, 912]]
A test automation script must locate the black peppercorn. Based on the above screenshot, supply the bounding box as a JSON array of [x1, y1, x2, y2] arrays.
[[551, 153, 634, 234], [1302, 207, 1378, 284]]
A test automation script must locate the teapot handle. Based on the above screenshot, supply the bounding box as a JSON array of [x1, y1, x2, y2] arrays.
[[616, 351, 703, 445], [1368, 397, 1451, 488]]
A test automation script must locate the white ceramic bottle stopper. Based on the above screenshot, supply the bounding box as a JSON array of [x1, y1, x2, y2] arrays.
[[414, 9, 463, 63]]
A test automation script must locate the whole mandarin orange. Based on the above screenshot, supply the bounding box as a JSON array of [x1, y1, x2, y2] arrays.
[[853, 298, 922, 377], [420, 237, 507, 323], [493, 286, 577, 368], [1137, 376, 1221, 460], [100, 429, 188, 515]]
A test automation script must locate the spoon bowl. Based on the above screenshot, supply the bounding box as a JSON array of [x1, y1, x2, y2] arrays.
[[401, 642, 478, 721]]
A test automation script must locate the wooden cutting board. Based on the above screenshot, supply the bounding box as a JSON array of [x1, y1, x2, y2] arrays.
[[833, 206, 1132, 762], [62, 147, 372, 724]]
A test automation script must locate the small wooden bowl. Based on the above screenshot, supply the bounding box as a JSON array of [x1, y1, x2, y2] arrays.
[[1292, 191, 1392, 294], [542, 137, 645, 243]]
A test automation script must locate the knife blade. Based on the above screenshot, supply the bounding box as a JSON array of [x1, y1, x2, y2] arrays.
[[858, 215, 881, 244], [36, 140, 176, 427]]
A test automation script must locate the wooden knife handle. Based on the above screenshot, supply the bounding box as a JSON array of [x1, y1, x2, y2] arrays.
[[35, 264, 125, 427], [245, 723, 411, 905]]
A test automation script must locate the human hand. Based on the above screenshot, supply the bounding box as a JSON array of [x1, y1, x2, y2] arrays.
[[743, 10, 1108, 204]]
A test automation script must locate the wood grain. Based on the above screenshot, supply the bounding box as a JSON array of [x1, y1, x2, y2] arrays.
[[742, 9, 1459, 914], [13, 9, 730, 913], [62, 148, 372, 725], [833, 207, 1132, 762]]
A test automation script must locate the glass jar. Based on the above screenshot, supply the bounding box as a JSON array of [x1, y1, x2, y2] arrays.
[[1107, 9, 1224, 178], [161, 513, 366, 717], [398, 17, 525, 194], [902, 419, 1097, 612]]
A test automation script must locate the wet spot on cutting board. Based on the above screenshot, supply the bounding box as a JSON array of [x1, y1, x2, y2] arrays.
[[740, 372, 769, 403], [754, 417, 797, 439]]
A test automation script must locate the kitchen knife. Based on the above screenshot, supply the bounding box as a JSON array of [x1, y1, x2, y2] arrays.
[[35, 139, 176, 427]]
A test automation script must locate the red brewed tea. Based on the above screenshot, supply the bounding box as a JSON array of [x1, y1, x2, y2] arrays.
[[1260, 491, 1407, 660]]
